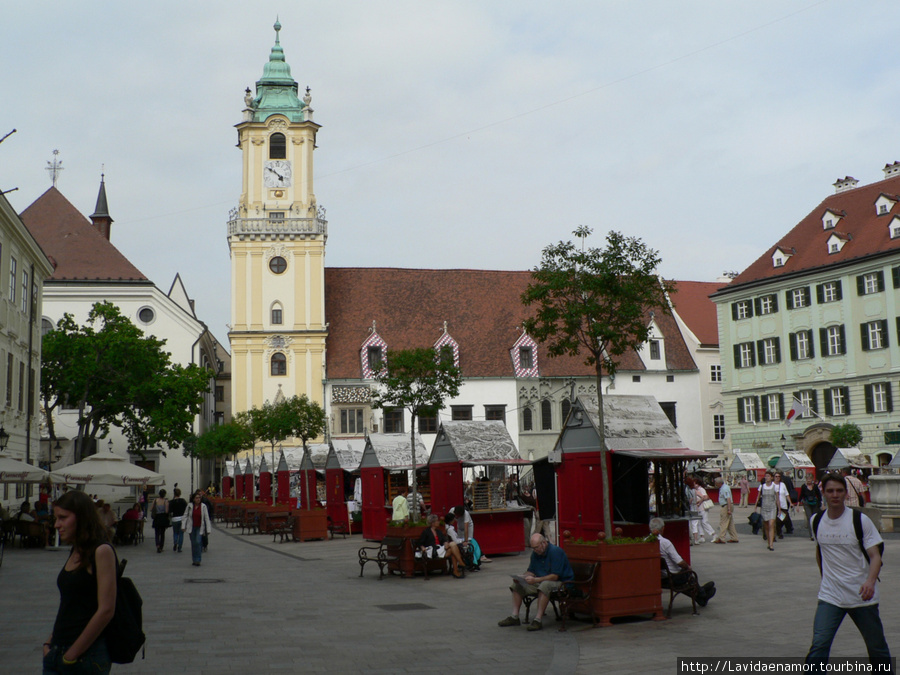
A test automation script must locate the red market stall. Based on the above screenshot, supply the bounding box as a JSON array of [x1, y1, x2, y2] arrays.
[[259, 455, 273, 505], [775, 450, 816, 484], [429, 420, 531, 555], [297, 448, 318, 509], [553, 395, 714, 565], [243, 458, 255, 501], [233, 460, 244, 499], [359, 432, 429, 541], [276, 450, 291, 504], [325, 444, 363, 534]]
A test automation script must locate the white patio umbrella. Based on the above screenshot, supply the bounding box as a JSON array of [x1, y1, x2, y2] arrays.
[[49, 447, 165, 487], [0, 454, 50, 483]]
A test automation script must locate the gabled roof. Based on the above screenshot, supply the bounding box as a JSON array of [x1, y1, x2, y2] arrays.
[[324, 268, 697, 379], [360, 433, 428, 470], [19, 187, 147, 282], [431, 421, 523, 465], [668, 280, 721, 347], [726, 173, 900, 290]]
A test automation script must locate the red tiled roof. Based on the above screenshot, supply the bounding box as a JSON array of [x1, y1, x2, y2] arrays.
[[669, 281, 721, 347], [19, 187, 147, 282], [324, 268, 696, 379], [730, 174, 900, 288]]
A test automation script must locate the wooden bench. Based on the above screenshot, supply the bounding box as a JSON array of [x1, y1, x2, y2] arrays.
[[328, 517, 349, 539], [661, 558, 699, 617], [522, 561, 598, 630], [359, 536, 403, 579], [239, 509, 259, 535], [225, 504, 243, 529]]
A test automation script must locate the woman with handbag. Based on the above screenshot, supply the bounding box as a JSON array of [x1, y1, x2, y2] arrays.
[[694, 481, 717, 545], [416, 513, 465, 578], [151, 489, 170, 553], [755, 471, 781, 551]]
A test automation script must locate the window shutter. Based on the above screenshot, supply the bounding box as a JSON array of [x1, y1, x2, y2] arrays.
[[881, 320, 890, 348], [893, 267, 900, 289], [803, 287, 811, 306], [773, 338, 781, 363], [835, 281, 842, 300], [785, 291, 794, 310], [753, 397, 760, 422], [733, 344, 741, 369], [807, 330, 815, 358], [838, 325, 846, 354], [877, 271, 885, 292], [731, 303, 739, 321], [756, 340, 765, 365], [861, 323, 871, 351], [824, 391, 833, 417], [754, 298, 762, 316], [789, 333, 797, 361], [737, 400, 745, 424], [819, 328, 828, 355], [770, 295, 779, 313], [887, 384, 894, 413], [778, 393, 784, 419], [816, 284, 824, 304], [843, 387, 851, 415], [810, 390, 818, 414], [857, 275, 865, 296], [865, 385, 874, 414], [761, 398, 769, 422]]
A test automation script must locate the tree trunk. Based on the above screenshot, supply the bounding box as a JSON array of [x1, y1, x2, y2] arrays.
[[410, 412, 419, 521], [595, 363, 612, 536]]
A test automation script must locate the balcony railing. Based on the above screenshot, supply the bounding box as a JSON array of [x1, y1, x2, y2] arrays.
[[227, 216, 327, 238]]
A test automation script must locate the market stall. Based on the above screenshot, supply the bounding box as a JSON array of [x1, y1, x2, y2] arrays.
[[325, 444, 363, 534], [275, 450, 291, 504], [258, 455, 272, 505], [359, 432, 429, 541], [429, 420, 530, 555], [727, 452, 768, 505], [775, 450, 815, 483], [233, 460, 243, 499], [243, 458, 255, 501]]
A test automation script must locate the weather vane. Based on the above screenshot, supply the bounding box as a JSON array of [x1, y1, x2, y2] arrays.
[[46, 149, 64, 187]]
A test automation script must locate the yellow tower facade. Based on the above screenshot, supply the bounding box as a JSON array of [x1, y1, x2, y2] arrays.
[[228, 21, 327, 418]]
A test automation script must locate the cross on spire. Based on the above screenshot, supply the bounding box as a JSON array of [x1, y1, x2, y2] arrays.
[[46, 149, 64, 187]]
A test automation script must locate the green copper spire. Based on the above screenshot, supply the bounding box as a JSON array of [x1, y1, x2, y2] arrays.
[[250, 19, 306, 122]]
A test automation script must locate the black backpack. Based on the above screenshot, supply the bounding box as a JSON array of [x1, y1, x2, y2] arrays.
[[812, 508, 884, 566], [99, 550, 146, 663]]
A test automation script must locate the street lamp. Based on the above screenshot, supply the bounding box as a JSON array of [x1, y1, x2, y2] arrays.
[[780, 434, 786, 452]]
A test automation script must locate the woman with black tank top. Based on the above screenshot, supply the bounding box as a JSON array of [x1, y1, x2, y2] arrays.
[[43, 490, 116, 674]]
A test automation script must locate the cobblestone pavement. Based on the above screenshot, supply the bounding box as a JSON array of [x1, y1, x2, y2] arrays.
[[1, 506, 897, 674]]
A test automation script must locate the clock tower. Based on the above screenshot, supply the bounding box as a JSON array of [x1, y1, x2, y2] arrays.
[[228, 20, 327, 419]]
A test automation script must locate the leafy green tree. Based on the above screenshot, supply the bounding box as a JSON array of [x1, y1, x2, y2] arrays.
[[243, 395, 326, 504], [830, 422, 863, 448], [522, 227, 675, 535], [187, 420, 256, 460], [41, 301, 211, 461], [371, 347, 462, 518]]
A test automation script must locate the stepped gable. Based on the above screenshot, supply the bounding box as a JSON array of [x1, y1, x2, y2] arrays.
[[732, 173, 900, 287], [324, 268, 695, 379], [669, 280, 721, 348], [19, 187, 147, 282]]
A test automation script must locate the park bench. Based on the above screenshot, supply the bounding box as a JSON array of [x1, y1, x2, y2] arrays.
[[328, 516, 349, 539], [522, 561, 598, 630], [271, 515, 295, 543], [358, 536, 403, 579], [239, 508, 259, 535], [225, 504, 243, 529], [660, 558, 699, 618]]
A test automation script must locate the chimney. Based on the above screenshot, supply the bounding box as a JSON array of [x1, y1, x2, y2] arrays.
[[90, 173, 113, 240], [833, 176, 859, 194], [884, 162, 900, 179]]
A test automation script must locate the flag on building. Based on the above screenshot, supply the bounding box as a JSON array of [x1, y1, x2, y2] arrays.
[[785, 398, 808, 427]]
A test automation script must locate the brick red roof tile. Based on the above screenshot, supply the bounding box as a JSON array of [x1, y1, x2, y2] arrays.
[[669, 281, 722, 347], [730, 174, 900, 288], [324, 268, 696, 379], [19, 187, 147, 282]]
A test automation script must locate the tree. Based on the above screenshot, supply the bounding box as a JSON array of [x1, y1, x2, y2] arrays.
[[243, 395, 326, 504], [830, 422, 863, 448], [371, 347, 462, 519], [41, 301, 211, 461], [187, 420, 256, 460], [522, 227, 675, 536]]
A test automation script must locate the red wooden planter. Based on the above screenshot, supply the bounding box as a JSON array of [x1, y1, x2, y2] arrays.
[[562, 539, 664, 626], [292, 509, 328, 541]]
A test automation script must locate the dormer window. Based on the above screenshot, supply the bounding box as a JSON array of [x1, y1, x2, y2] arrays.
[[510, 332, 539, 377], [360, 329, 388, 378], [822, 210, 842, 230], [367, 346, 383, 372], [434, 328, 460, 369], [519, 346, 534, 369], [875, 194, 896, 216], [826, 233, 847, 254], [890, 216, 900, 239], [772, 247, 792, 268]]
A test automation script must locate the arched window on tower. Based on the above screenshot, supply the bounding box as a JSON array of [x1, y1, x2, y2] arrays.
[[271, 352, 287, 376], [561, 399, 572, 425], [522, 406, 533, 432], [269, 133, 286, 159], [271, 302, 283, 325], [541, 399, 553, 430]]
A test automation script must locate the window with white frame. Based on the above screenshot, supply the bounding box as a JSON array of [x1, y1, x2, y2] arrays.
[[788, 287, 810, 309], [649, 340, 661, 360], [798, 390, 816, 417], [735, 343, 755, 369], [865, 383, 892, 414], [862, 320, 888, 351], [826, 387, 849, 417], [822, 325, 846, 356], [757, 294, 777, 315], [710, 364, 722, 382], [817, 281, 842, 304], [713, 414, 725, 441], [791, 330, 813, 361], [739, 397, 756, 424], [858, 271, 885, 296], [21, 270, 28, 313], [8, 257, 15, 303], [340, 408, 365, 435], [766, 394, 781, 421], [759, 338, 780, 365], [732, 300, 752, 320]]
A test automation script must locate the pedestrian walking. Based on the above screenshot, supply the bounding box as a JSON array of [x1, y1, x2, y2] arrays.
[[805, 472, 890, 669], [43, 490, 115, 674], [151, 489, 170, 553], [168, 487, 188, 553], [183, 491, 212, 567], [739, 474, 749, 508], [712, 476, 739, 543], [773, 473, 794, 538], [756, 470, 780, 551], [799, 474, 823, 541], [693, 480, 716, 545]]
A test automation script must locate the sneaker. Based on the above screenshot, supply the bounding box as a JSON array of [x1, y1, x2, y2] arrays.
[[526, 619, 543, 632], [498, 616, 521, 627]]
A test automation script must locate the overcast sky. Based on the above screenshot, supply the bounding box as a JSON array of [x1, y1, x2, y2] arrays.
[[2, 1, 898, 347]]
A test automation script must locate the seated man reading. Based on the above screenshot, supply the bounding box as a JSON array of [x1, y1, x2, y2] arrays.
[[650, 517, 716, 607], [498, 533, 574, 631]]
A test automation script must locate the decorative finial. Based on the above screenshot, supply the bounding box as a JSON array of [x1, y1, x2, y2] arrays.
[[274, 17, 281, 42], [46, 149, 64, 187], [303, 86, 312, 106]]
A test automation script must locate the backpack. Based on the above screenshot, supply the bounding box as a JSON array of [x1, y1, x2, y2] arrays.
[[103, 552, 146, 663], [812, 508, 884, 566]]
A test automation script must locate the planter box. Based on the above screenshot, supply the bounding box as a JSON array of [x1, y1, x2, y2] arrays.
[[563, 539, 664, 626], [292, 509, 328, 541]]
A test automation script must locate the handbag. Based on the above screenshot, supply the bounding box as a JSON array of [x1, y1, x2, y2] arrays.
[[701, 499, 714, 511]]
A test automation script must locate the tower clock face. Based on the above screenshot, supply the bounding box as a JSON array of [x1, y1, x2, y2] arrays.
[[264, 160, 292, 188]]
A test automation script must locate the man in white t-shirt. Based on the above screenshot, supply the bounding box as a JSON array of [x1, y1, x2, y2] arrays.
[[773, 473, 794, 538], [650, 518, 715, 607], [805, 473, 890, 669]]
